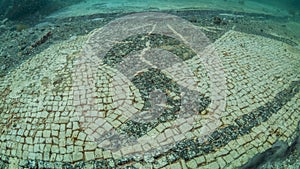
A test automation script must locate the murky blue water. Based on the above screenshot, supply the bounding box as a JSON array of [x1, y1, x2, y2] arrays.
[[0, 0, 299, 20]]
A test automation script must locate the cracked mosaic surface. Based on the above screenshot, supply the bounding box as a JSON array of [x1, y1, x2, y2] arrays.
[[0, 12, 299, 168]]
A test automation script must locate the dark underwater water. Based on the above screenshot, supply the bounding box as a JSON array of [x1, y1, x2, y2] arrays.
[[0, 0, 299, 20], [0, 0, 82, 20]]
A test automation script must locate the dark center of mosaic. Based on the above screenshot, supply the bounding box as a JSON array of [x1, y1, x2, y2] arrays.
[[101, 33, 211, 139]]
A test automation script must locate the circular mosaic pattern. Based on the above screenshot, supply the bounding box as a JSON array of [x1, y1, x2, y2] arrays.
[[73, 12, 226, 159], [0, 12, 299, 168]]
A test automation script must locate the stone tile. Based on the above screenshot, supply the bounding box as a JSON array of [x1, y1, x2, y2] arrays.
[[186, 159, 197, 168], [84, 151, 95, 161], [202, 161, 219, 169], [195, 156, 205, 165], [72, 152, 83, 162], [43, 130, 51, 138]]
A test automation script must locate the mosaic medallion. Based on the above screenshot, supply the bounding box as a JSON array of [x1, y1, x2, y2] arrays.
[[0, 12, 299, 168], [74, 12, 226, 159]]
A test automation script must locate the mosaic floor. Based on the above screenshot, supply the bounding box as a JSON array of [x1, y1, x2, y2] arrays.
[[0, 12, 299, 168]]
